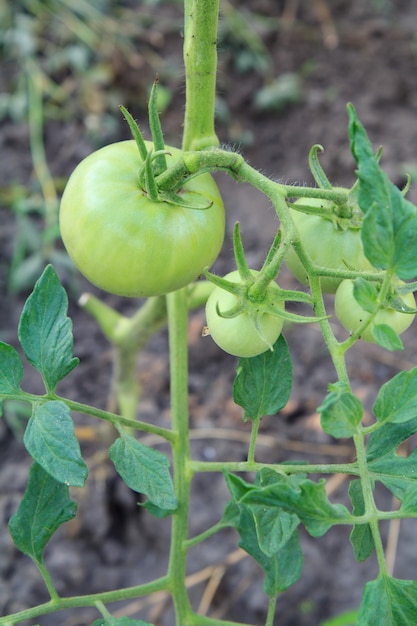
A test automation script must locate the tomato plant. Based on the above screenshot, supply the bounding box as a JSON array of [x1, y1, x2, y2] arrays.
[[285, 196, 375, 293], [59, 140, 225, 297], [335, 278, 416, 342], [205, 270, 284, 357]]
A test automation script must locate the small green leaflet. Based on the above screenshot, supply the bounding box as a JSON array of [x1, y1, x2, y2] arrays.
[[223, 472, 302, 595], [109, 434, 177, 512], [0, 342, 23, 394], [18, 265, 79, 393], [368, 448, 417, 500], [373, 367, 417, 425], [237, 507, 303, 596], [318, 382, 363, 438], [367, 416, 417, 461], [24, 400, 88, 487], [357, 575, 417, 626], [349, 480, 375, 562], [233, 334, 292, 421], [8, 462, 77, 564], [348, 104, 417, 279]]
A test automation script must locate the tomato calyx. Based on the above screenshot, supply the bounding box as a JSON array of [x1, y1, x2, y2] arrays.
[[121, 80, 214, 211], [205, 222, 327, 351]]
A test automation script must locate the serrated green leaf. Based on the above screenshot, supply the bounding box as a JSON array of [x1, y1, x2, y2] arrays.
[[0, 342, 23, 394], [18, 265, 79, 392], [318, 385, 363, 438], [241, 471, 351, 536], [349, 480, 375, 562], [8, 462, 77, 563], [109, 434, 177, 512], [24, 400, 88, 487], [367, 416, 417, 461], [234, 505, 303, 596], [357, 575, 417, 626], [373, 367, 417, 425], [348, 105, 417, 279], [251, 505, 300, 557], [233, 334, 292, 421], [368, 448, 417, 499]]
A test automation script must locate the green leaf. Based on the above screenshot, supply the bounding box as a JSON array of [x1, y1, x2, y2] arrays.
[[251, 505, 300, 557], [109, 434, 177, 512], [373, 367, 417, 425], [357, 575, 417, 626], [349, 480, 375, 562], [24, 400, 88, 487], [353, 277, 378, 314], [240, 507, 303, 595], [366, 415, 417, 461], [18, 265, 79, 393], [399, 484, 417, 514], [234, 470, 351, 537], [0, 342, 23, 394], [348, 105, 417, 279], [8, 462, 77, 564], [233, 334, 292, 421], [372, 323, 404, 351], [92, 618, 153, 626], [368, 448, 417, 499], [318, 384, 363, 438]]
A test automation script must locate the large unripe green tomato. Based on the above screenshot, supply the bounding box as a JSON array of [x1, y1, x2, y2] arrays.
[[59, 140, 225, 297], [335, 279, 416, 342], [285, 197, 375, 293], [205, 270, 284, 358]]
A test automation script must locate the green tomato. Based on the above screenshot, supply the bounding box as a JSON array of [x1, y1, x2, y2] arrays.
[[205, 270, 284, 358], [335, 279, 416, 342], [285, 197, 374, 293], [59, 140, 225, 297]]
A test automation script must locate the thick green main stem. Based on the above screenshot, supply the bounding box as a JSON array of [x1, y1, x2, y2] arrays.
[[166, 288, 193, 623], [182, 0, 220, 151]]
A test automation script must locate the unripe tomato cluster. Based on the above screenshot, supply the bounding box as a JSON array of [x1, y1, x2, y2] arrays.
[[284, 194, 416, 345]]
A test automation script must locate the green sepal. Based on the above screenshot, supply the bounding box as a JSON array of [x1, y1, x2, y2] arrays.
[[158, 188, 214, 210], [148, 76, 167, 175], [120, 105, 148, 161], [308, 144, 332, 189]]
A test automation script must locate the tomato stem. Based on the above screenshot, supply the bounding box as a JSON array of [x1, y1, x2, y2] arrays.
[[182, 0, 220, 151]]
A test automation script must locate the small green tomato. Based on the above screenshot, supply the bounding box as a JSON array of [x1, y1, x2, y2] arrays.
[[205, 270, 284, 358]]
